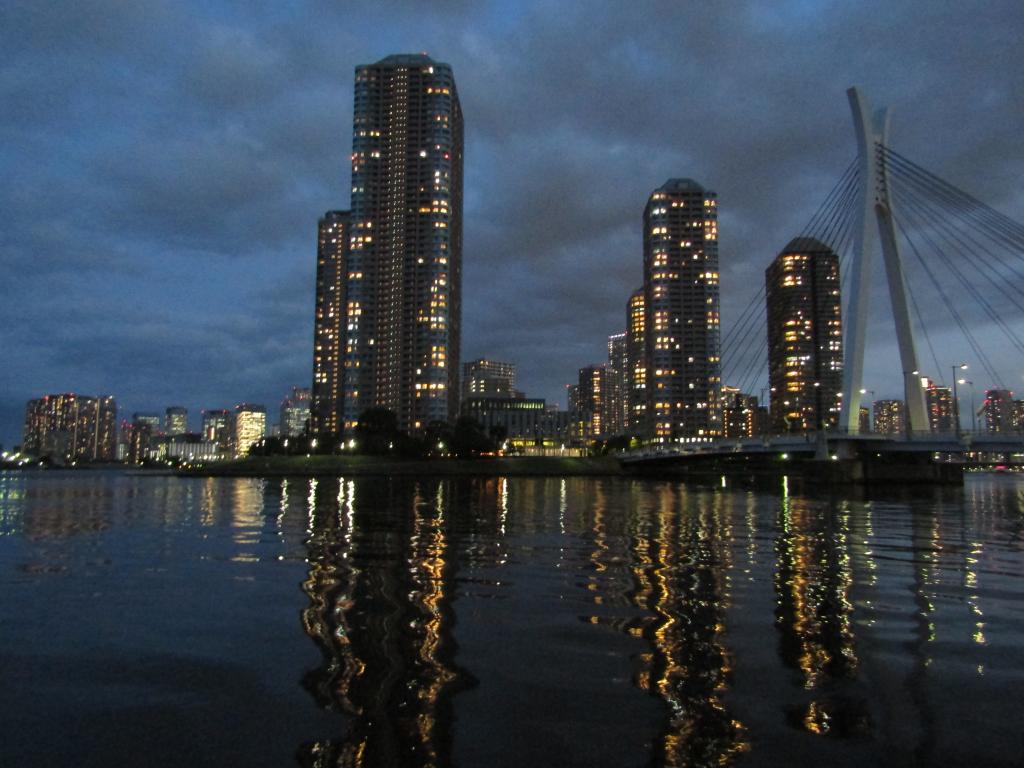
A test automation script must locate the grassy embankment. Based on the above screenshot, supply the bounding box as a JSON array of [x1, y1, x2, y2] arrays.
[[183, 454, 623, 477]]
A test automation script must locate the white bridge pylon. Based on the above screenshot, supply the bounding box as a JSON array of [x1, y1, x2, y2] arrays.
[[839, 87, 930, 434]]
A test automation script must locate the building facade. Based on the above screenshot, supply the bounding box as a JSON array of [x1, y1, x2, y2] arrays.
[[233, 404, 266, 458], [340, 53, 464, 434], [626, 289, 647, 432], [311, 210, 350, 436], [643, 179, 721, 441], [22, 394, 117, 463], [606, 332, 628, 437], [280, 387, 312, 438], [982, 389, 1014, 433], [461, 359, 515, 400], [924, 381, 954, 432], [765, 237, 843, 433], [201, 409, 232, 456], [873, 400, 906, 435], [719, 386, 762, 439], [165, 406, 188, 436]]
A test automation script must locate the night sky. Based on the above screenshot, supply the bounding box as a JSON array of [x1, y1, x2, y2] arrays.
[[3, 0, 1023, 445]]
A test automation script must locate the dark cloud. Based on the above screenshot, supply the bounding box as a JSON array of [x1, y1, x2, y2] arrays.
[[2, 0, 1023, 444]]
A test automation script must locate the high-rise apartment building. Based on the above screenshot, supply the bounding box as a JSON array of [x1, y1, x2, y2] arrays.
[[339, 53, 464, 434], [924, 381, 954, 432], [982, 389, 1014, 433], [643, 179, 721, 441], [626, 289, 647, 432], [461, 359, 515, 400], [311, 210, 350, 436], [233, 404, 266, 458], [873, 400, 906, 435], [281, 387, 312, 438], [22, 394, 117, 462], [576, 365, 616, 441], [765, 237, 843, 433], [165, 406, 188, 436], [606, 333, 628, 436]]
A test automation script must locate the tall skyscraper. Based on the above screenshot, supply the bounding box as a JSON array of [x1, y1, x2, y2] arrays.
[[765, 237, 843, 433], [461, 359, 516, 400], [23, 394, 117, 462], [606, 332, 628, 437], [626, 289, 647, 432], [339, 53, 464, 434], [643, 179, 721, 441], [311, 210, 350, 436], [165, 406, 188, 436], [576, 365, 614, 441]]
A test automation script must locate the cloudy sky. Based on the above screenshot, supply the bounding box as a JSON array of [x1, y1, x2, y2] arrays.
[[3, 0, 1023, 444]]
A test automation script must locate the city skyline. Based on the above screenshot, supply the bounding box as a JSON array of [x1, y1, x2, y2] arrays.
[[4, 2, 1024, 447]]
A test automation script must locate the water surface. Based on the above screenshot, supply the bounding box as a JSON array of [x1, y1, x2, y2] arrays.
[[2, 471, 1022, 766]]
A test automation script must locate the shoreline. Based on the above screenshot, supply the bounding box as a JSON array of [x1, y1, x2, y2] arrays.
[[177, 454, 624, 478]]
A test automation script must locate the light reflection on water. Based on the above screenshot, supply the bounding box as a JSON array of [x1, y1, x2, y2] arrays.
[[1, 470, 1023, 767]]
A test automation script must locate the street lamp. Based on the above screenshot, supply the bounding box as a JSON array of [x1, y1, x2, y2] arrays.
[[951, 363, 968, 438]]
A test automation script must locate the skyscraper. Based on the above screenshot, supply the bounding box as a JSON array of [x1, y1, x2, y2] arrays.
[[311, 210, 350, 436], [765, 237, 843, 433], [606, 332, 628, 437], [873, 400, 906, 435], [340, 54, 464, 434], [924, 381, 954, 432], [643, 179, 721, 441], [576, 365, 614, 441], [626, 289, 647, 432], [461, 359, 516, 400], [983, 389, 1014, 433], [165, 406, 188, 436], [201, 409, 231, 456], [281, 387, 312, 438], [233, 404, 266, 458]]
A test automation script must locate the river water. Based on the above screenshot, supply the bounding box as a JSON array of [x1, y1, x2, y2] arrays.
[[1, 470, 1022, 767]]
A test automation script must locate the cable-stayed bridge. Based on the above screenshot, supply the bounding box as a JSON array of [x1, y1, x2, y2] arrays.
[[625, 87, 1024, 482]]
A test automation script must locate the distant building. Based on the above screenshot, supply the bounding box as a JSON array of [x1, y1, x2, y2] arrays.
[[311, 210, 349, 437], [606, 333, 628, 437], [462, 359, 516, 400], [22, 394, 117, 463], [201, 409, 232, 456], [233, 404, 266, 457], [127, 413, 157, 465], [576, 365, 616, 441], [165, 406, 188, 436], [626, 289, 647, 432], [644, 179, 721, 441], [165, 435, 221, 463], [766, 237, 843, 433], [924, 381, 954, 432], [719, 386, 761, 439], [1012, 400, 1024, 433], [462, 397, 572, 447], [280, 387, 312, 438], [873, 400, 906, 435], [859, 407, 871, 434], [982, 389, 1014, 434]]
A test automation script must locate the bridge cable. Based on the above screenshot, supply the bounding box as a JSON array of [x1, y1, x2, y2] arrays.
[[893, 183, 1024, 358], [891, 208, 1005, 388]]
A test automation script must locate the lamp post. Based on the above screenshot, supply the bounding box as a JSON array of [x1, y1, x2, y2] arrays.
[[951, 363, 968, 438]]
